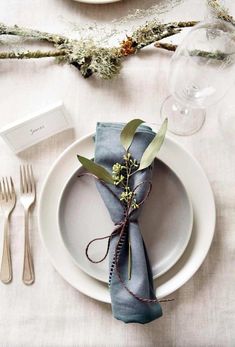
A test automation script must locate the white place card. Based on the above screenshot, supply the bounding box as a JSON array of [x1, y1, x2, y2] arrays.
[[0, 102, 72, 153]]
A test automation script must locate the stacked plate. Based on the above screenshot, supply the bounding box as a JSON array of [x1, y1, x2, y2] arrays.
[[74, 0, 120, 3], [38, 131, 215, 303], [75, 0, 121, 5]]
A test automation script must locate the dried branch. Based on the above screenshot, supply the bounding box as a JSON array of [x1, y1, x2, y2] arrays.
[[0, 20, 198, 79], [130, 21, 198, 50], [0, 49, 66, 59], [154, 42, 233, 63], [207, 0, 235, 25], [0, 23, 69, 45], [0, 0, 233, 80], [154, 42, 177, 52]]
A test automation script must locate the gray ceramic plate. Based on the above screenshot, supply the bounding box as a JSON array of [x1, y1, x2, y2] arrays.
[[58, 159, 193, 283]]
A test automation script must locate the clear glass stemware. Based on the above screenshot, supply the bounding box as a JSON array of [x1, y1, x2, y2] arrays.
[[160, 20, 235, 136]]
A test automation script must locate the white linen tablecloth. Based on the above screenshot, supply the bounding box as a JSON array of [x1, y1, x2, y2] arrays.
[[0, 0, 235, 346]]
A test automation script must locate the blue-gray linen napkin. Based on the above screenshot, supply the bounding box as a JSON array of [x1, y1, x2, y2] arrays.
[[94, 122, 162, 324]]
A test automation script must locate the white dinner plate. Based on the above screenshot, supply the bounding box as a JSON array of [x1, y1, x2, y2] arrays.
[[58, 159, 193, 283], [38, 132, 215, 303]]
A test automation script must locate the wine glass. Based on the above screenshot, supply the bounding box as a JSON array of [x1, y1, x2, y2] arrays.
[[160, 20, 235, 136]]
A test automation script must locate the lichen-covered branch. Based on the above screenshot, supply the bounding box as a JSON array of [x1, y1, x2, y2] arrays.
[[0, 20, 198, 79], [154, 42, 233, 62], [0, 0, 233, 80], [130, 21, 198, 50], [208, 0, 235, 25], [0, 49, 66, 59], [189, 49, 233, 61], [0, 23, 69, 45], [154, 42, 177, 52]]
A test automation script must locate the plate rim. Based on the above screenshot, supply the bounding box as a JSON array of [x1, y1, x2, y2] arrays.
[[73, 0, 120, 3], [38, 132, 216, 303], [57, 152, 194, 283]]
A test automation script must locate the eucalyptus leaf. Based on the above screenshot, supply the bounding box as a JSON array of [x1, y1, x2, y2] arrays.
[[77, 155, 114, 184], [138, 118, 168, 171], [120, 119, 144, 151]]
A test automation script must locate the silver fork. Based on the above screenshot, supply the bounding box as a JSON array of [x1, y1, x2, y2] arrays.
[[20, 165, 36, 285], [0, 177, 16, 284]]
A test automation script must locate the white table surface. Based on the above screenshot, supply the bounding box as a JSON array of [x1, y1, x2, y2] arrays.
[[0, 1, 235, 346]]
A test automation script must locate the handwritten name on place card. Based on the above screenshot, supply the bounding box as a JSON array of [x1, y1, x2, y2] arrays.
[[30, 125, 46, 136], [0, 102, 72, 153]]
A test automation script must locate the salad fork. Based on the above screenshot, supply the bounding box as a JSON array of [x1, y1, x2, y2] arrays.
[[20, 165, 35, 285], [0, 177, 16, 284]]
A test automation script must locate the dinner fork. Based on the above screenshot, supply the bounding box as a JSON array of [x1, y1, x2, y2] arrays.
[[20, 165, 35, 285], [0, 177, 16, 284]]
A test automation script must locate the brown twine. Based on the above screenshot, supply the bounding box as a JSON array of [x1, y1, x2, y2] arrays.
[[79, 172, 174, 304]]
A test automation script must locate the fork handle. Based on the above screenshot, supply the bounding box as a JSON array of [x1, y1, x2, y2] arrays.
[[0, 218, 12, 284], [22, 209, 34, 285]]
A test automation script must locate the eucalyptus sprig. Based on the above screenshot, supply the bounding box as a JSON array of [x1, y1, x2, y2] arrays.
[[77, 118, 168, 281], [77, 118, 168, 189], [112, 152, 139, 210]]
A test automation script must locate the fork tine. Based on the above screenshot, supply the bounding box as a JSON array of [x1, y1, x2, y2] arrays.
[[2, 178, 7, 202], [0, 180, 2, 199], [20, 166, 24, 194], [23, 165, 28, 193], [26, 165, 32, 193], [20, 165, 28, 194], [0, 179, 5, 200], [5, 177, 11, 200], [10, 177, 15, 198], [29, 165, 35, 194]]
